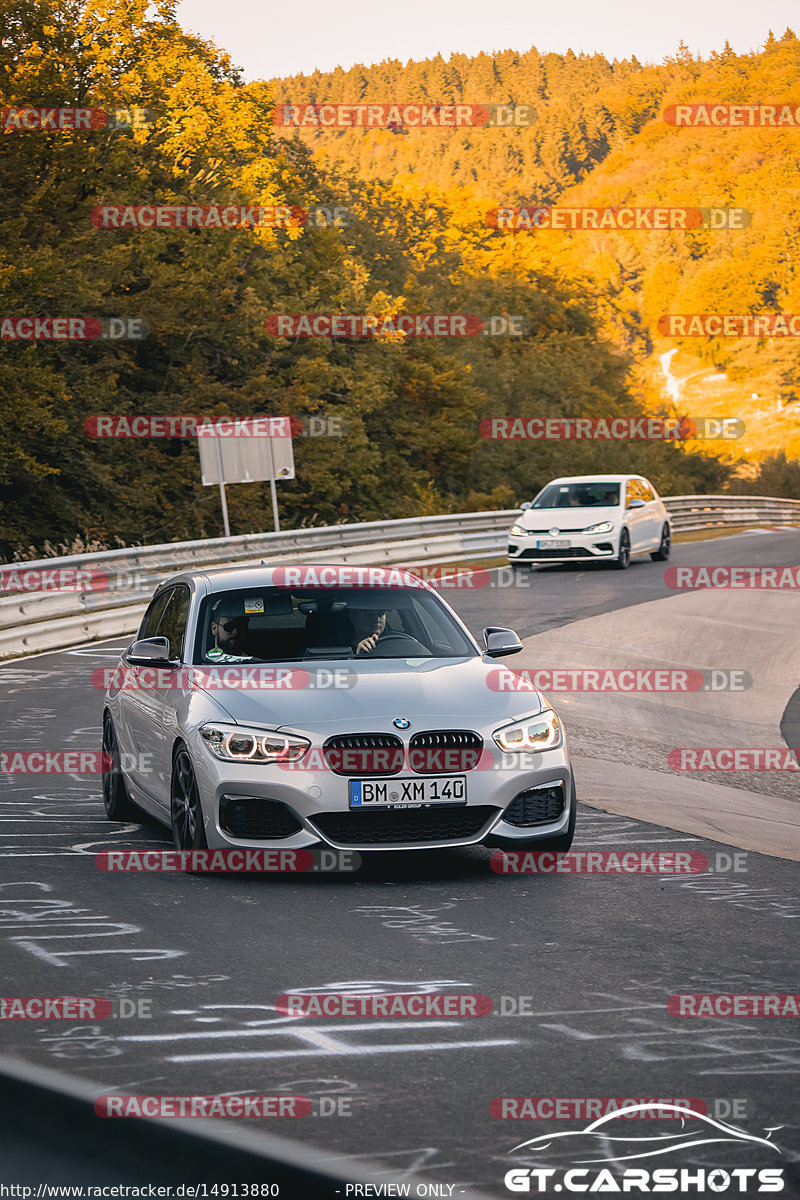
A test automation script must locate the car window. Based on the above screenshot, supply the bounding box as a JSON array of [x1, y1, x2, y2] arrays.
[[625, 479, 643, 505], [155, 585, 191, 660], [638, 478, 655, 502], [192, 587, 475, 663], [532, 482, 620, 508], [138, 589, 174, 640]]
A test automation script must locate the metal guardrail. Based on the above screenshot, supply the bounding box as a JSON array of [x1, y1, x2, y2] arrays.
[[1, 495, 798, 659]]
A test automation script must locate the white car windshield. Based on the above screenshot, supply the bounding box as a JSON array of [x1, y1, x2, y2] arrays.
[[531, 482, 620, 508], [193, 586, 476, 664]]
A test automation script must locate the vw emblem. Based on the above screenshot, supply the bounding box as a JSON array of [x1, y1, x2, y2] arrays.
[[393, 717, 411, 729], [549, 527, 560, 536]]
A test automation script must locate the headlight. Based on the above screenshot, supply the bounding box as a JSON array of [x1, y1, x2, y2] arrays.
[[509, 524, 528, 537], [584, 521, 614, 534], [493, 709, 562, 752], [200, 723, 309, 763]]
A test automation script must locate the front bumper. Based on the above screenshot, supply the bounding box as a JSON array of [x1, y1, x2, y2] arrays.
[[189, 730, 574, 852], [508, 534, 617, 564]]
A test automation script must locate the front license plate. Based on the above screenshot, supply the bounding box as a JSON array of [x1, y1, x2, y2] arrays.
[[538, 538, 570, 548], [349, 776, 467, 809]]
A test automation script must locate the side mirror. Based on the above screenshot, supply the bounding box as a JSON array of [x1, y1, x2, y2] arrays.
[[627, 497, 646, 510], [520, 501, 532, 510], [126, 637, 176, 667], [483, 626, 524, 657]]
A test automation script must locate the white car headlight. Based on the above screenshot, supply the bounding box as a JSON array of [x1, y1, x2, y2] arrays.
[[200, 723, 309, 763], [584, 521, 614, 535], [509, 524, 528, 537], [493, 709, 562, 752]]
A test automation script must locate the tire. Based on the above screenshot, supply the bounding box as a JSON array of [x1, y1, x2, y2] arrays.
[[102, 714, 138, 820], [650, 524, 671, 561], [614, 528, 631, 570], [170, 745, 208, 851]]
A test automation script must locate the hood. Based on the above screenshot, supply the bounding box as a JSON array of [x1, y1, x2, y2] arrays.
[[193, 656, 544, 734], [517, 506, 619, 531]]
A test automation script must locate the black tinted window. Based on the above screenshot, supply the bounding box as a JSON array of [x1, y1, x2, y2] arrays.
[[192, 587, 475, 664]]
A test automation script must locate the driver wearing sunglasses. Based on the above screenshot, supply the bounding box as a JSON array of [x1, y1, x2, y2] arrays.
[[207, 598, 253, 661]]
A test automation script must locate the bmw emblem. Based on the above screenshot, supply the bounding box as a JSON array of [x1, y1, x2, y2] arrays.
[[393, 717, 411, 729]]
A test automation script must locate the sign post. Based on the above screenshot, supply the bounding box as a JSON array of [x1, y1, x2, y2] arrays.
[[197, 417, 295, 536]]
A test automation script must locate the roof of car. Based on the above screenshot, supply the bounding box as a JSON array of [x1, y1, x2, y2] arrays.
[[545, 474, 638, 484], [158, 564, 431, 593]]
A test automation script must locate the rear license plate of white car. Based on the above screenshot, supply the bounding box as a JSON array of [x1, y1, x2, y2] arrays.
[[349, 776, 467, 808], [538, 539, 570, 548]]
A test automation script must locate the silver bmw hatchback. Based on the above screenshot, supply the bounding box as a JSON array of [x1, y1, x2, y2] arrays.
[[102, 564, 575, 855]]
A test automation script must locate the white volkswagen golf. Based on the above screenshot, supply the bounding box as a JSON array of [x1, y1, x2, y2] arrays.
[[507, 474, 671, 570]]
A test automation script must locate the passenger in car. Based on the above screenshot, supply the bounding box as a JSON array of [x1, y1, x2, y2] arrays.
[[207, 598, 253, 661]]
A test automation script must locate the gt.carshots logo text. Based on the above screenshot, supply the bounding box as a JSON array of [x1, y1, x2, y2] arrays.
[[265, 314, 529, 337], [666, 566, 800, 588], [504, 1168, 784, 1193], [273, 102, 534, 127]]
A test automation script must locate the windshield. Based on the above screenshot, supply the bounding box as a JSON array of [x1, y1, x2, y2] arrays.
[[531, 482, 620, 509], [192, 586, 476, 664]]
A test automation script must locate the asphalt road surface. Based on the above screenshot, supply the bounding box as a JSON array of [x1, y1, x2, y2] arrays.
[[1, 529, 798, 1197]]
